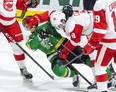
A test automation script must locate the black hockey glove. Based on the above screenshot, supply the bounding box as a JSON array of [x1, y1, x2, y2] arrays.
[[37, 29, 47, 39], [46, 28, 53, 38], [37, 28, 53, 39], [24, 0, 38, 8]]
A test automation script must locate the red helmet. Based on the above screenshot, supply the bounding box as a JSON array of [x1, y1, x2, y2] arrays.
[[22, 16, 38, 30]]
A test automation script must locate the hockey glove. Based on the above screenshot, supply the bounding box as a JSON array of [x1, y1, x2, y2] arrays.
[[46, 28, 53, 38], [84, 42, 96, 55], [59, 50, 68, 60], [37, 29, 47, 39], [59, 41, 76, 59], [24, 0, 39, 8]]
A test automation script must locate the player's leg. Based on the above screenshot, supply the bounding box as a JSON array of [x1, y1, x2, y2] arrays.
[[48, 52, 80, 87], [4, 21, 33, 79], [49, 53, 74, 77], [94, 45, 113, 91], [67, 46, 89, 87], [71, 46, 114, 89], [107, 53, 116, 88]]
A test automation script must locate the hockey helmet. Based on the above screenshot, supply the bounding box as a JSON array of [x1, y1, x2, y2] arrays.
[[22, 16, 38, 32], [50, 11, 66, 30], [62, 4, 73, 19]]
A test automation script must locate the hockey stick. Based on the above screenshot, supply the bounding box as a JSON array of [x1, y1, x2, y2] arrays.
[[47, 40, 92, 86], [16, 10, 26, 19], [60, 53, 83, 68], [35, 29, 92, 85], [37, 29, 85, 67], [51, 36, 85, 67], [0, 27, 54, 80], [68, 63, 92, 86]]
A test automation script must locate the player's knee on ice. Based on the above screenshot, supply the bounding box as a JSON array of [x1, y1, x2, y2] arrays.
[[53, 64, 67, 77], [52, 64, 74, 77]]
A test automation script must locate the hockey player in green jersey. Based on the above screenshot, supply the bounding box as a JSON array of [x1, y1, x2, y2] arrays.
[[22, 15, 114, 88], [22, 17, 91, 87]]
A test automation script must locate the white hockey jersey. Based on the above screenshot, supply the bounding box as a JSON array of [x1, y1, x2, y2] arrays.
[[0, 0, 17, 26], [64, 11, 93, 46], [91, 0, 116, 49]]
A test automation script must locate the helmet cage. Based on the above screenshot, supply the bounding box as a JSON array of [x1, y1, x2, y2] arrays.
[[50, 11, 66, 30]]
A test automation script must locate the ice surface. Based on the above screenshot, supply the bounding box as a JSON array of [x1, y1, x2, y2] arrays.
[[0, 23, 115, 92]]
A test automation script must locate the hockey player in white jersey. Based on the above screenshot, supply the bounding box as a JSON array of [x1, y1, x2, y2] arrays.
[[0, 0, 38, 79], [83, 0, 116, 91], [21, 3, 116, 89], [49, 4, 116, 91]]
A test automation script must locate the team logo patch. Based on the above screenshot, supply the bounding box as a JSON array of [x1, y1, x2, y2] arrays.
[[53, 17, 56, 21], [3, 0, 13, 11]]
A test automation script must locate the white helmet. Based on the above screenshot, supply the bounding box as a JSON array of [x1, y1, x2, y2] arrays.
[[50, 11, 66, 30]]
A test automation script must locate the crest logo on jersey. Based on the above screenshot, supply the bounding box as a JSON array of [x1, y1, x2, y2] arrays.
[[53, 17, 56, 21], [3, 0, 13, 11]]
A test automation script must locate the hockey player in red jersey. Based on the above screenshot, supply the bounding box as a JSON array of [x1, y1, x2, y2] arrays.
[[22, 3, 116, 89], [0, 0, 38, 79], [83, 0, 116, 91]]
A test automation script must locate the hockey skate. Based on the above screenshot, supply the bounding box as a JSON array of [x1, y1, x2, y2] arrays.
[[72, 74, 80, 87], [87, 80, 114, 89], [20, 67, 33, 79], [87, 82, 97, 89], [87, 74, 116, 91], [107, 73, 116, 88]]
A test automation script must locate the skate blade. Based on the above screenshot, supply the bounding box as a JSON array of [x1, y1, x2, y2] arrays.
[[108, 87, 116, 91], [23, 77, 33, 82], [76, 87, 88, 92], [88, 89, 99, 92]]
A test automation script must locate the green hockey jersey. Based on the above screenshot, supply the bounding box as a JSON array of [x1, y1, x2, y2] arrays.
[[26, 21, 67, 55]]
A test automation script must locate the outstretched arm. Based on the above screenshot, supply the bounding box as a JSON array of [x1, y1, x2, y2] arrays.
[[16, 0, 38, 11]]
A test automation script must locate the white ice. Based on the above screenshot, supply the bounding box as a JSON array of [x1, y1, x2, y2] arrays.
[[0, 24, 115, 92]]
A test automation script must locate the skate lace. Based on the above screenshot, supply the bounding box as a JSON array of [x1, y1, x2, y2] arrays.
[[73, 75, 78, 82], [109, 75, 116, 87], [113, 73, 116, 80], [91, 78, 96, 84], [113, 81, 116, 87], [22, 68, 30, 75]]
